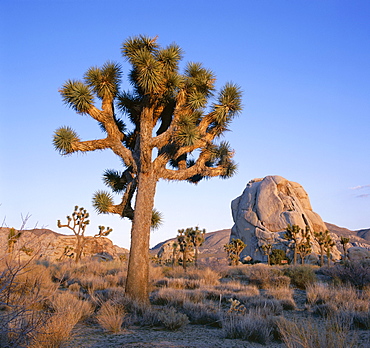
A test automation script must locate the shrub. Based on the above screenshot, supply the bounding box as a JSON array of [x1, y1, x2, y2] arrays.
[[157, 307, 189, 330], [277, 314, 358, 348], [284, 265, 317, 289], [270, 249, 289, 265], [222, 309, 276, 344], [322, 260, 370, 289], [182, 301, 221, 326], [266, 287, 296, 310], [246, 298, 283, 316], [224, 264, 290, 289]]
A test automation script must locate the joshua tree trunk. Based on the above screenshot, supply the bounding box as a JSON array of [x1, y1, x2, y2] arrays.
[[75, 236, 83, 263], [125, 172, 157, 303], [194, 247, 199, 268], [319, 245, 324, 267], [183, 248, 188, 272], [293, 247, 298, 266]]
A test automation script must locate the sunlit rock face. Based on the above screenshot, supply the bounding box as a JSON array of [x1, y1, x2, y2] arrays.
[[230, 175, 340, 262], [0, 228, 128, 261]]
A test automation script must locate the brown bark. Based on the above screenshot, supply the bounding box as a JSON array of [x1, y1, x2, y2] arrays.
[[125, 172, 157, 303]]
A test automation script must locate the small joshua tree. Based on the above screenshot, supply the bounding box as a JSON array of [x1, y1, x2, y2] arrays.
[[283, 224, 301, 265], [58, 206, 90, 263], [224, 238, 246, 266], [58, 206, 112, 263], [340, 236, 350, 261], [177, 228, 193, 271], [7, 228, 22, 253], [314, 230, 335, 267], [261, 244, 272, 265], [187, 226, 206, 267]]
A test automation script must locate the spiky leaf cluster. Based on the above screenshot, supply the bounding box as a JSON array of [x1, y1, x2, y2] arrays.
[[53, 126, 80, 155], [151, 209, 163, 231], [92, 191, 114, 214], [84, 62, 122, 99], [103, 169, 127, 193]]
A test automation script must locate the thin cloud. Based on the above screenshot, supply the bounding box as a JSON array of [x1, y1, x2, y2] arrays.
[[350, 184, 370, 190], [356, 194, 370, 198]]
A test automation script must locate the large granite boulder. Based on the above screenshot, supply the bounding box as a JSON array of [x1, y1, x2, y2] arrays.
[[231, 175, 341, 262]]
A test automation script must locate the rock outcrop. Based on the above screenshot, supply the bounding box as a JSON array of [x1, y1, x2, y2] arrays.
[[0, 228, 128, 261], [231, 175, 341, 262]]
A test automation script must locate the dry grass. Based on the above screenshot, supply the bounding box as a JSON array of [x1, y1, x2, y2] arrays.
[[96, 300, 126, 333], [266, 286, 296, 310], [157, 307, 189, 330], [277, 314, 359, 348], [30, 292, 93, 348], [306, 283, 370, 312], [225, 263, 291, 289], [222, 308, 277, 344], [1, 256, 370, 347]]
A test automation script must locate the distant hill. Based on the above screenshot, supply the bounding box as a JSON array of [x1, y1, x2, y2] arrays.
[[151, 228, 231, 259], [151, 223, 370, 259], [0, 227, 129, 261], [325, 223, 370, 246], [356, 228, 370, 242]]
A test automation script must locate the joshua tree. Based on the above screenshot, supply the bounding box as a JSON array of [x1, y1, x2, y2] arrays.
[[314, 230, 326, 267], [53, 35, 242, 302], [324, 233, 335, 267], [171, 241, 179, 268], [340, 236, 350, 261], [7, 228, 22, 253], [261, 244, 272, 265], [296, 226, 312, 265], [187, 226, 206, 267], [283, 224, 301, 265], [177, 229, 193, 271], [224, 238, 246, 266]]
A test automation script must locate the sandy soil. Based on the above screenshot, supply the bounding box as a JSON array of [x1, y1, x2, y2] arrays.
[[64, 288, 370, 348], [67, 323, 285, 348]]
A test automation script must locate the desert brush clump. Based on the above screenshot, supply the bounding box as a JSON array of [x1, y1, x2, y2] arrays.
[[283, 265, 317, 289], [321, 260, 370, 289], [265, 286, 297, 310], [96, 300, 126, 333], [277, 314, 359, 348], [29, 292, 93, 348], [306, 283, 370, 313], [222, 302, 278, 344], [225, 263, 291, 289], [157, 307, 189, 330]]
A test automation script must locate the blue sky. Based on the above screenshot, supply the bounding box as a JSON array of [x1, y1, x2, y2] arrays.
[[1, 0, 369, 249]]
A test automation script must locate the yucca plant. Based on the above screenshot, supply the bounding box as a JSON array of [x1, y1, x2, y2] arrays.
[[54, 35, 242, 303]]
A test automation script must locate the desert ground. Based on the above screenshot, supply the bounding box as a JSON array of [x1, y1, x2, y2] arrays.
[[1, 254, 370, 348]]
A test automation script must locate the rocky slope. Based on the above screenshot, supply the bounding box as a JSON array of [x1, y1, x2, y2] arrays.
[[0, 227, 128, 261]]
